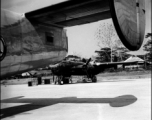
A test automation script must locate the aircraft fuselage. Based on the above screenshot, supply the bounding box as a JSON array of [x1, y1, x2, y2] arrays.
[[0, 9, 68, 79]]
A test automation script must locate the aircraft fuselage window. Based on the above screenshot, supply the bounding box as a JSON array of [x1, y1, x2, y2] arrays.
[[46, 33, 54, 44], [0, 36, 7, 61]]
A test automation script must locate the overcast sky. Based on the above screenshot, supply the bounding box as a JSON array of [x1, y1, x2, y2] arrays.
[[1, 0, 151, 58]]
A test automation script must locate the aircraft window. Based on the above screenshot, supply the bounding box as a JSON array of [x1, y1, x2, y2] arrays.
[[0, 36, 7, 61], [46, 32, 54, 44]]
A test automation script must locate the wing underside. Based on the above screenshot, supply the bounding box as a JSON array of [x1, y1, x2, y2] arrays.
[[25, 0, 145, 50], [99, 61, 138, 66], [25, 0, 111, 27]]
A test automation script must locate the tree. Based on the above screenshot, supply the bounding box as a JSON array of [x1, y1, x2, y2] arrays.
[[65, 55, 81, 61], [143, 33, 152, 62], [94, 22, 124, 62], [95, 47, 111, 62], [113, 47, 131, 61], [95, 46, 131, 63]]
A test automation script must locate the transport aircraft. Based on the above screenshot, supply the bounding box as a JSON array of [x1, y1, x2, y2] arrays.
[[1, 0, 146, 80]]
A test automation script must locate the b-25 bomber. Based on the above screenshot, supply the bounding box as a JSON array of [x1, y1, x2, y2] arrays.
[[50, 58, 137, 85]]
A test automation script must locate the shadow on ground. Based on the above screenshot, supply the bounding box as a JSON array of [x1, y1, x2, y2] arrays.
[[1, 95, 137, 119]]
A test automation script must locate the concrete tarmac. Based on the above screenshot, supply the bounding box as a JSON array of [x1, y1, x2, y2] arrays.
[[1, 77, 151, 120]]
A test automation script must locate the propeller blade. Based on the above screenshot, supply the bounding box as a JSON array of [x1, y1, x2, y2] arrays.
[[85, 58, 91, 66]]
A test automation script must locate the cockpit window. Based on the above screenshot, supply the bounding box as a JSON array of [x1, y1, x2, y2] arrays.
[[46, 32, 54, 44]]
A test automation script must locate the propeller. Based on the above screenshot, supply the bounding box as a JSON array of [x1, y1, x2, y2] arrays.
[[83, 58, 91, 78], [85, 58, 91, 66]]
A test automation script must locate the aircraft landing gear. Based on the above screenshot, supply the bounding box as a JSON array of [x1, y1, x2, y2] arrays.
[[82, 75, 97, 83], [57, 76, 64, 85], [58, 80, 64, 85], [55, 76, 71, 85], [91, 76, 97, 83], [63, 77, 70, 84]]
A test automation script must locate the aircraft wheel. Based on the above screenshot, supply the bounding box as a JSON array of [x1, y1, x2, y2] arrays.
[[58, 76, 64, 85], [63, 78, 69, 84], [58, 80, 64, 85], [60, 81, 64, 85], [92, 76, 97, 83]]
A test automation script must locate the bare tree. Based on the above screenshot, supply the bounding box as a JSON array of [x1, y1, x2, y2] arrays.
[[143, 33, 152, 62], [94, 22, 124, 62]]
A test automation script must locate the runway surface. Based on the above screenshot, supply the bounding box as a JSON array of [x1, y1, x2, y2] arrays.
[[1, 77, 151, 120]]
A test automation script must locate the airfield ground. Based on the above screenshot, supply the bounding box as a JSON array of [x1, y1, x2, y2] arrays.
[[1, 70, 151, 85], [1, 70, 151, 120]]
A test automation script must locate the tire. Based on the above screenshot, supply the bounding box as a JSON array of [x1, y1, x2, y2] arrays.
[[63, 78, 69, 84], [58, 76, 64, 85], [92, 76, 97, 83], [58, 79, 64, 85]]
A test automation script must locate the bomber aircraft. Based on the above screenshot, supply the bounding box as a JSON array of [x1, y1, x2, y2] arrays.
[[1, 0, 146, 82], [50, 58, 138, 85]]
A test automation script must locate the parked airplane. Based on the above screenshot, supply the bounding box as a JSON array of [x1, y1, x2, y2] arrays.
[[50, 58, 138, 85], [1, 0, 145, 80]]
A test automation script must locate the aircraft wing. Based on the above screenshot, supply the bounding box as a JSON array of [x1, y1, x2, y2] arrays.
[[25, 0, 111, 27], [25, 0, 146, 50], [97, 61, 138, 66]]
